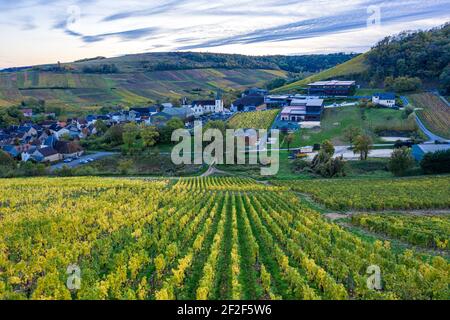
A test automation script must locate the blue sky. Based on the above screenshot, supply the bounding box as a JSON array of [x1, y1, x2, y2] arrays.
[[0, 0, 449, 68]]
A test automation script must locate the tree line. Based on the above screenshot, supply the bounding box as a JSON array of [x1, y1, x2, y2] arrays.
[[367, 23, 450, 93]]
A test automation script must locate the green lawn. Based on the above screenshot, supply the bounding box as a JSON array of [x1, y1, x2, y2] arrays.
[[280, 106, 412, 148], [355, 88, 384, 96]]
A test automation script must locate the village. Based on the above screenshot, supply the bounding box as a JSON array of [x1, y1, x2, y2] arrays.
[[1, 80, 448, 168]]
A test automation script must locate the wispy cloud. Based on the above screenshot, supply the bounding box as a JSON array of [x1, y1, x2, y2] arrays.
[[1, 0, 449, 68], [102, 0, 187, 22], [177, 0, 450, 49]]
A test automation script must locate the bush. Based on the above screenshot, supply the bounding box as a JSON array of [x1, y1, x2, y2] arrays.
[[420, 150, 450, 174], [388, 147, 414, 176]]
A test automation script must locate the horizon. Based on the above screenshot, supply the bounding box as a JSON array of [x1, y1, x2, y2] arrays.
[[1, 0, 449, 69]]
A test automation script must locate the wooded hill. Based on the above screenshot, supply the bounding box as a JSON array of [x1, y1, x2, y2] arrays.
[[274, 23, 450, 94]]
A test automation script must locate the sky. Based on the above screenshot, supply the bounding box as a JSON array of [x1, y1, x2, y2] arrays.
[[0, 0, 449, 69]]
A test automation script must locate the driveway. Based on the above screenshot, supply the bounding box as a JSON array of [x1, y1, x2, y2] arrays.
[[50, 152, 117, 171]]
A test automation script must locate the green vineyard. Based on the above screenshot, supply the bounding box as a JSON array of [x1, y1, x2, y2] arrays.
[[277, 177, 450, 211], [351, 214, 450, 250], [0, 177, 448, 300]]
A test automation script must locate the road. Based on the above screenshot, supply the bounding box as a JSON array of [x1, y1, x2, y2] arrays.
[[50, 152, 117, 171]]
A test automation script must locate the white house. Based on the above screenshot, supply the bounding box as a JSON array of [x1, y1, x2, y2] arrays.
[[372, 93, 396, 108], [190, 99, 224, 116]]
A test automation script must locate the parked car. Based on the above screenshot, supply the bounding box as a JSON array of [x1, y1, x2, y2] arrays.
[[87, 158, 95, 162], [80, 160, 89, 164], [63, 158, 73, 163]]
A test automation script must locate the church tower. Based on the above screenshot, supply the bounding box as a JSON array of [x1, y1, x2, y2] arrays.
[[215, 91, 224, 113]]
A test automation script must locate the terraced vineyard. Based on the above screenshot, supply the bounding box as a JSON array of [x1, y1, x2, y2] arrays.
[[410, 93, 450, 139], [228, 110, 280, 130], [277, 177, 450, 211], [0, 177, 448, 300], [351, 214, 450, 250]]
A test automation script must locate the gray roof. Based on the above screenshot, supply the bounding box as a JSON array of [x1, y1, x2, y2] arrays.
[[308, 80, 356, 86], [415, 144, 450, 153]]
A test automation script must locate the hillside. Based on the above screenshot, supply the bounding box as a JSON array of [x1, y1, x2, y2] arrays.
[[272, 53, 369, 93], [0, 68, 287, 111], [273, 23, 450, 94], [0, 52, 355, 112]]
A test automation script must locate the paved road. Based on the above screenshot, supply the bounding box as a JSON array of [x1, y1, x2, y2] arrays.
[[50, 152, 117, 171]]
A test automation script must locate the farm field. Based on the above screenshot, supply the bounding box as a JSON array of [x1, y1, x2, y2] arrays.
[[351, 214, 450, 250], [410, 93, 450, 139], [0, 177, 448, 300], [228, 109, 280, 130], [276, 176, 450, 211]]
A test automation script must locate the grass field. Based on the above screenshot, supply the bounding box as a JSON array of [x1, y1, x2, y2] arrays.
[[0, 177, 448, 300], [228, 109, 280, 130], [272, 54, 369, 93], [409, 93, 450, 139], [279, 106, 414, 148]]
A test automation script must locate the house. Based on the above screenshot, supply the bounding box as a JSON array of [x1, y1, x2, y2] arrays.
[[372, 93, 396, 108], [264, 95, 291, 109], [2, 145, 21, 158], [32, 147, 61, 163], [281, 98, 324, 122], [161, 103, 173, 109], [190, 98, 224, 116], [130, 106, 160, 117], [22, 109, 33, 117], [308, 80, 356, 96], [231, 96, 266, 112], [86, 115, 97, 124], [412, 144, 450, 161], [54, 141, 84, 159], [52, 127, 71, 140]]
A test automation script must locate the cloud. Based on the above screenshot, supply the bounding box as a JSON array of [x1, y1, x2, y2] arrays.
[[102, 0, 187, 22], [76, 27, 159, 43], [176, 0, 450, 50]]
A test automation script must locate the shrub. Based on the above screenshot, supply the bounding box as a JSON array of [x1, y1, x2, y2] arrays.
[[420, 150, 450, 174], [388, 147, 414, 176]]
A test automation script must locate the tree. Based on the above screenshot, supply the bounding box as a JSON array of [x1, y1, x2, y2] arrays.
[[204, 120, 227, 135], [166, 117, 185, 131], [388, 147, 414, 176], [0, 150, 16, 170], [322, 140, 335, 157], [103, 125, 124, 146], [439, 65, 450, 95], [420, 150, 450, 174], [141, 125, 159, 148], [94, 120, 108, 135], [159, 117, 185, 143], [353, 135, 373, 160], [286, 133, 294, 151], [122, 123, 140, 153], [344, 126, 362, 147], [118, 159, 133, 175]]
